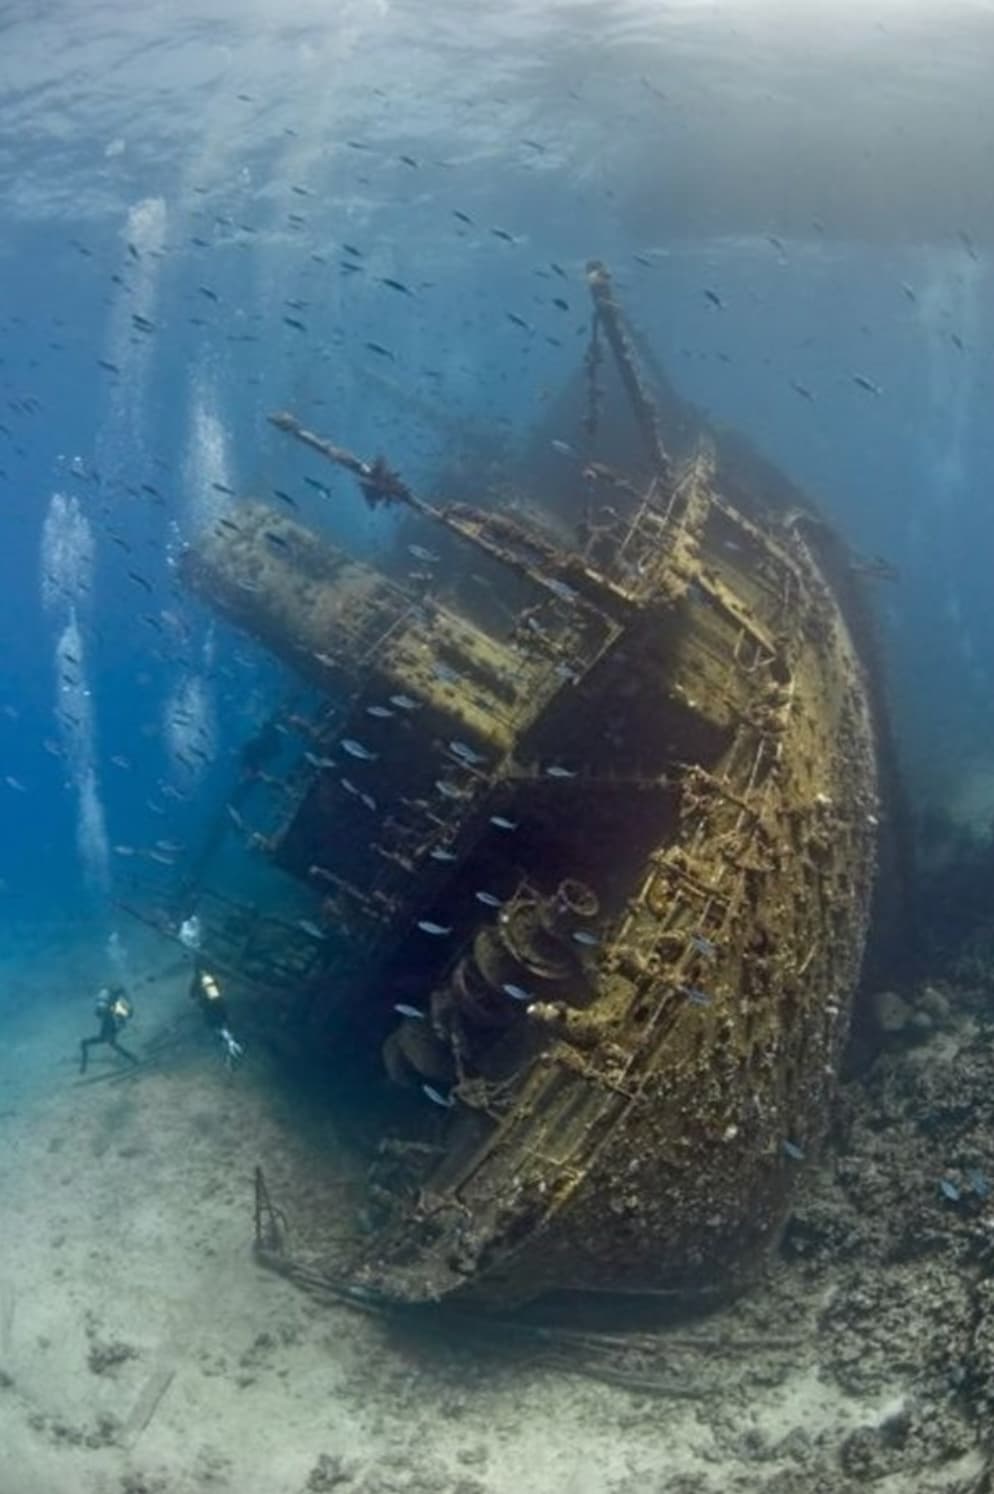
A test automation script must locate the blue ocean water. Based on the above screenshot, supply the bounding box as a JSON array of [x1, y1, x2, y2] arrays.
[[2, 3, 994, 1489], [2, 0, 993, 934]]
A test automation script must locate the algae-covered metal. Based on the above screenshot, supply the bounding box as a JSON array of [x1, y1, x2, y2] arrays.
[[178, 263, 879, 1307]]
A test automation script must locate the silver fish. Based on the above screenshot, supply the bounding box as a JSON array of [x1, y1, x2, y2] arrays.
[[394, 1003, 425, 1020], [782, 1140, 805, 1161], [341, 738, 377, 761], [449, 740, 485, 765], [475, 891, 502, 908], [408, 544, 439, 564], [571, 929, 599, 947], [360, 793, 377, 811], [432, 662, 460, 684], [968, 1169, 991, 1199], [340, 778, 359, 796], [297, 919, 327, 939], [430, 848, 457, 862], [691, 934, 717, 957], [305, 751, 336, 769], [489, 815, 517, 831], [679, 985, 712, 1006], [551, 439, 575, 457], [417, 920, 451, 936], [435, 780, 464, 800], [422, 1083, 454, 1108], [502, 982, 531, 1002], [389, 694, 421, 711], [366, 705, 395, 719], [544, 764, 576, 779]]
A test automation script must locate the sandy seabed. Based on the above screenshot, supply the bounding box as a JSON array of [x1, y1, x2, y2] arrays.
[[1, 924, 993, 1494]]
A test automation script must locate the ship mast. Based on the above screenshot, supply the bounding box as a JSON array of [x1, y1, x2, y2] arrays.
[[584, 259, 672, 483]]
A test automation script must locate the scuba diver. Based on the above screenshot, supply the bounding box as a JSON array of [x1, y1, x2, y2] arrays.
[[189, 962, 243, 1069], [79, 985, 138, 1074]]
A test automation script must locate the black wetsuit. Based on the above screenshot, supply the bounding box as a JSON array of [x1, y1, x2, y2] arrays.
[[189, 967, 230, 1031], [79, 989, 137, 1074]]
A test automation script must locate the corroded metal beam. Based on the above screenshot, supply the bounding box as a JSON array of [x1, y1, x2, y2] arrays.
[[267, 411, 637, 621]]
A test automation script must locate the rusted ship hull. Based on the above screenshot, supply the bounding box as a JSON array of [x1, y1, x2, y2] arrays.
[[360, 516, 876, 1305], [177, 264, 879, 1308]]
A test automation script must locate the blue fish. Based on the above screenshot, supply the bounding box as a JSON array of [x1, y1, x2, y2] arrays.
[[417, 920, 451, 936], [782, 1139, 805, 1162], [341, 738, 377, 762], [939, 1178, 961, 1203]]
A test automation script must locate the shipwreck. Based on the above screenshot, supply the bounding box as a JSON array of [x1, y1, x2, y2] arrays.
[[168, 262, 882, 1310]]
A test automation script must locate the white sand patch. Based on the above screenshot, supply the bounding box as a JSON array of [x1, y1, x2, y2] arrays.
[[0, 932, 930, 1494]]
